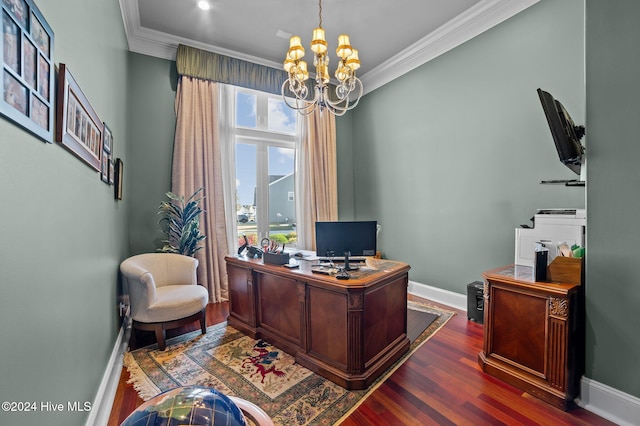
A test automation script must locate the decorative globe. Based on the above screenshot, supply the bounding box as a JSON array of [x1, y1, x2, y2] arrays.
[[121, 386, 247, 426]]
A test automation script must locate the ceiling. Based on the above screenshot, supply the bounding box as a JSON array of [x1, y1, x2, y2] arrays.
[[118, 0, 538, 94]]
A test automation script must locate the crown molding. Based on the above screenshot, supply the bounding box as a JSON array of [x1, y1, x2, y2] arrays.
[[119, 0, 539, 90], [360, 0, 540, 94], [118, 0, 282, 69]]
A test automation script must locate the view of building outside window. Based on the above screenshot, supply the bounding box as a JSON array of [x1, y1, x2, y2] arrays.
[[234, 88, 299, 250]]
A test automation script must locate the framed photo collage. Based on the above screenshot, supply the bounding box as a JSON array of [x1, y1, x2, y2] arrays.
[[1, 0, 122, 199]]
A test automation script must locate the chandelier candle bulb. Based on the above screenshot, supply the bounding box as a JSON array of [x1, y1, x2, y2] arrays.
[[336, 34, 353, 59], [288, 36, 305, 60], [311, 27, 327, 53], [283, 56, 295, 72], [346, 49, 360, 70], [321, 64, 330, 83], [296, 61, 309, 81]]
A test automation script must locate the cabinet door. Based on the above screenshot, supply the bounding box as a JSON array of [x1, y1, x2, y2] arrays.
[[228, 264, 255, 327], [257, 272, 302, 346], [308, 286, 348, 368], [490, 285, 547, 377]]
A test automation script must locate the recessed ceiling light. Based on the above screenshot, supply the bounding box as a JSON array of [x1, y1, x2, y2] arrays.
[[197, 1, 211, 11], [276, 29, 292, 39]]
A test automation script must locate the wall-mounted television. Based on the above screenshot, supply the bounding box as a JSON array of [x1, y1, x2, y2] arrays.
[[537, 88, 585, 176], [315, 221, 377, 258]]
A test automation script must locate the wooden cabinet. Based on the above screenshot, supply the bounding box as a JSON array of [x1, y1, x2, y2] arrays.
[[226, 255, 411, 390], [478, 264, 585, 411]]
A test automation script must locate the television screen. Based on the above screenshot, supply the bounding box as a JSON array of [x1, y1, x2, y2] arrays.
[[315, 221, 377, 258], [537, 88, 585, 175]]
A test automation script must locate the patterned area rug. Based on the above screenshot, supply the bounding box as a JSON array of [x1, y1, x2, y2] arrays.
[[124, 301, 455, 425]]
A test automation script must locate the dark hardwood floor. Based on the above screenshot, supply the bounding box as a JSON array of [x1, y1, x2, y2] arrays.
[[107, 295, 614, 426]]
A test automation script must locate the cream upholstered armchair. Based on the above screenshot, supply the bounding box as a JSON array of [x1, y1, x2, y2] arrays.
[[120, 253, 209, 350]]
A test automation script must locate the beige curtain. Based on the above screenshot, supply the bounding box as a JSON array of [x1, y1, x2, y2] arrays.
[[296, 109, 339, 250], [173, 76, 229, 303]]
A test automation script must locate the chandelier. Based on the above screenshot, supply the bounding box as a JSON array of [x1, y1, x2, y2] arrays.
[[281, 0, 363, 116]]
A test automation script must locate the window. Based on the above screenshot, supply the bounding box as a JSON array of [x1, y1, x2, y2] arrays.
[[229, 87, 300, 252]]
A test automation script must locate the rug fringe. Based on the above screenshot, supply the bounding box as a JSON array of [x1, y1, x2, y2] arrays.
[[123, 351, 162, 401]]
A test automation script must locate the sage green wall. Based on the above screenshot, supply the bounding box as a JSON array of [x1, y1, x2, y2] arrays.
[[127, 52, 178, 255], [336, 114, 355, 219], [585, 0, 640, 399], [0, 1, 129, 425], [347, 0, 585, 289]]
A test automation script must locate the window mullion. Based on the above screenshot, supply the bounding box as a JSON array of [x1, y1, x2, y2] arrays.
[[255, 143, 269, 240], [257, 93, 268, 130]]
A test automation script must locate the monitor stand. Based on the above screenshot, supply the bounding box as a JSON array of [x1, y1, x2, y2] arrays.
[[343, 251, 359, 271]]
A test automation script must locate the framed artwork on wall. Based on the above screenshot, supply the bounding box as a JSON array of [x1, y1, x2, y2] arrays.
[[102, 121, 111, 153], [1, 0, 54, 142], [100, 149, 109, 182], [56, 63, 103, 171], [108, 157, 114, 185], [101, 122, 112, 183], [114, 158, 123, 200]]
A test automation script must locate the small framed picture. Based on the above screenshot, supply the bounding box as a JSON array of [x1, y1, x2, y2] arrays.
[[100, 150, 109, 183], [1, 0, 54, 142], [56, 63, 103, 171], [114, 158, 123, 200], [102, 122, 112, 154], [108, 158, 114, 185]]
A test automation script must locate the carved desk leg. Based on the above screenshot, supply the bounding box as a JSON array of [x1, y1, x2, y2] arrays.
[[347, 291, 365, 375], [548, 296, 569, 391]]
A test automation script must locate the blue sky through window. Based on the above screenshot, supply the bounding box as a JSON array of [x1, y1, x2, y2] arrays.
[[235, 91, 297, 206], [236, 92, 256, 128]]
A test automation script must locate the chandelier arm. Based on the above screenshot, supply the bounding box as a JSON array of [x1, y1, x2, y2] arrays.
[[323, 78, 363, 113], [282, 80, 320, 115]]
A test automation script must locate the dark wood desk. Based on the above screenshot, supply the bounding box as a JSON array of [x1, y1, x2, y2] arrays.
[[478, 264, 585, 410], [225, 255, 411, 390]]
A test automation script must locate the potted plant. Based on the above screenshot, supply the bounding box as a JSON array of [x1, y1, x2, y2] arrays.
[[157, 187, 206, 257]]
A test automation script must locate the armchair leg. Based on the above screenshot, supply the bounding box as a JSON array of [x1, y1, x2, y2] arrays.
[[154, 326, 166, 351], [200, 308, 207, 334], [129, 326, 138, 348], [132, 308, 206, 351]]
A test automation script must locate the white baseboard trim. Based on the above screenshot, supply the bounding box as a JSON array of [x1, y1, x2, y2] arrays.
[[409, 280, 640, 425], [408, 280, 467, 312], [86, 317, 131, 426], [577, 377, 640, 426]]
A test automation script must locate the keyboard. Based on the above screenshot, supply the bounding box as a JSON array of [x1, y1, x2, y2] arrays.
[[318, 257, 367, 263]]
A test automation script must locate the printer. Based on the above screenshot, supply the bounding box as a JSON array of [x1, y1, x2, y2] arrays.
[[515, 209, 586, 267]]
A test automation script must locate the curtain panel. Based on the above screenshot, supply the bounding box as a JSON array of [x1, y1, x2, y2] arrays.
[[295, 109, 338, 249], [173, 77, 229, 302]]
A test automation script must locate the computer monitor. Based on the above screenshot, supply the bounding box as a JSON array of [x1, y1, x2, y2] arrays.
[[315, 221, 377, 258]]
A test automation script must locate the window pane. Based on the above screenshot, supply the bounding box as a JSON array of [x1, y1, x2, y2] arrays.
[[236, 91, 256, 128], [268, 97, 296, 134], [268, 146, 296, 247], [235, 143, 257, 246]]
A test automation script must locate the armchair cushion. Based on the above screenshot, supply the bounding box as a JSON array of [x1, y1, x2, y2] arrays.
[[139, 284, 208, 323]]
